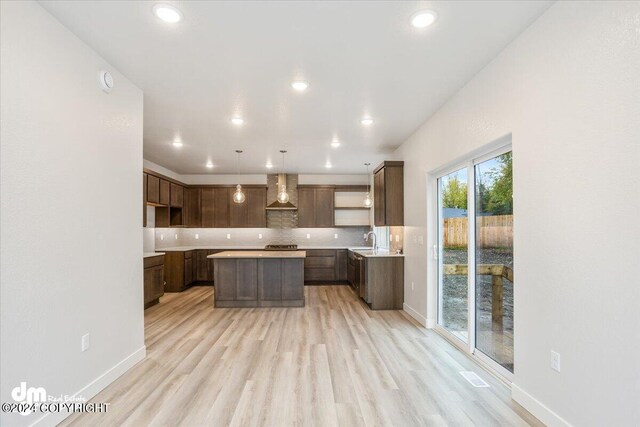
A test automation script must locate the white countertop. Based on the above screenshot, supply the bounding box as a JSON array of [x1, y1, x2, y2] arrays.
[[143, 252, 165, 258], [351, 249, 404, 258], [208, 250, 307, 259], [155, 246, 375, 252]]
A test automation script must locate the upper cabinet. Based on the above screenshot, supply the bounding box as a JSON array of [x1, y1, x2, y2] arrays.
[[373, 161, 404, 226], [170, 183, 183, 208], [298, 186, 335, 228]]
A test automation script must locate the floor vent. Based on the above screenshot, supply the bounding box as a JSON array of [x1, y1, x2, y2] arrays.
[[459, 371, 490, 388]]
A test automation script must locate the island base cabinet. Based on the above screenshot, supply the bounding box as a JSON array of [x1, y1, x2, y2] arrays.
[[214, 258, 304, 307]]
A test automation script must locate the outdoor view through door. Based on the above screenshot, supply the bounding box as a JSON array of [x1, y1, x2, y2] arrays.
[[437, 148, 514, 374]]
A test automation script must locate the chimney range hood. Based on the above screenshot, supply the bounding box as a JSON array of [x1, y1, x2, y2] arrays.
[[266, 174, 297, 210]]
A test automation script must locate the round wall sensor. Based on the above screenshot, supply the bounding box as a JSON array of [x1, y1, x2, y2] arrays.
[[99, 70, 114, 93]]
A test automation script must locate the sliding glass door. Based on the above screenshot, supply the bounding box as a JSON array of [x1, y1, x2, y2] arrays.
[[437, 168, 469, 342], [436, 146, 514, 376]]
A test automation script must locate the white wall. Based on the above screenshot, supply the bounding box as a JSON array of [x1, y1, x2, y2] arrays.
[[0, 2, 144, 426], [395, 1, 640, 425]]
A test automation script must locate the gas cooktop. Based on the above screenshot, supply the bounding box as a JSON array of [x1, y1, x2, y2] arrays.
[[264, 244, 298, 251]]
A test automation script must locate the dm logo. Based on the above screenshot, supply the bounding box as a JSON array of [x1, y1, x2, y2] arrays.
[[11, 382, 46, 416]]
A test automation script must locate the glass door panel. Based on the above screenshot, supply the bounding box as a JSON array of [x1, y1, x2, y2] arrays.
[[437, 168, 469, 342], [474, 151, 514, 372]]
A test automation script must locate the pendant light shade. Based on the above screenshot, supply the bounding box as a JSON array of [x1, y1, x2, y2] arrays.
[[363, 163, 373, 207], [277, 150, 289, 203], [233, 184, 246, 203], [233, 150, 245, 204]]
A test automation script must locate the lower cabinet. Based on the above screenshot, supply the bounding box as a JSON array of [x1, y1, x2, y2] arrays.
[[360, 256, 404, 310], [163, 251, 195, 292], [214, 258, 304, 307], [304, 249, 348, 283], [143, 255, 165, 308]]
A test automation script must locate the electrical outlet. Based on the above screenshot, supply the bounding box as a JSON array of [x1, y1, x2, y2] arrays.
[[551, 351, 561, 372], [306, 233, 311, 239], [411, 282, 415, 291], [395, 235, 400, 242], [258, 233, 263, 239], [226, 233, 231, 239], [195, 234, 199, 239], [334, 233, 338, 239], [417, 235, 424, 245], [81, 333, 90, 352], [174, 234, 178, 240], [160, 234, 164, 241]]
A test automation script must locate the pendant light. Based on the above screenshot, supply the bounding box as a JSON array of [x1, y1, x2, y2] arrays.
[[277, 150, 290, 203], [233, 150, 246, 204], [363, 163, 373, 208]]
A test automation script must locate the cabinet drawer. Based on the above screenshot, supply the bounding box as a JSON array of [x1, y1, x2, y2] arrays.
[[305, 249, 336, 257], [304, 268, 336, 281], [304, 256, 335, 268], [144, 255, 164, 268]]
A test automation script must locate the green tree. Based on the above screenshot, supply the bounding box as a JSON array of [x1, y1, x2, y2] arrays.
[[442, 177, 467, 209], [486, 152, 513, 215]]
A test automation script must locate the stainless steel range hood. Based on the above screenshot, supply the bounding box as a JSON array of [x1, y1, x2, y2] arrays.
[[266, 174, 297, 210]]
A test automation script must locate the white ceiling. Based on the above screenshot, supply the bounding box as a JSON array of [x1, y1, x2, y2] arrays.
[[40, 0, 551, 174]]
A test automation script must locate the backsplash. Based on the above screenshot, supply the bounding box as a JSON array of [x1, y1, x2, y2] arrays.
[[155, 227, 372, 249]]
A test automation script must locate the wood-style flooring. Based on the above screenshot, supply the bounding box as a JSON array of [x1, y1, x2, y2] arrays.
[[61, 285, 540, 426]]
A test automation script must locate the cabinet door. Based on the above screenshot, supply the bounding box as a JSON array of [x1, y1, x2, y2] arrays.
[[160, 179, 170, 205], [144, 265, 164, 305], [258, 259, 281, 300], [297, 188, 315, 227], [336, 250, 348, 281], [213, 188, 230, 227], [147, 175, 160, 204], [229, 189, 248, 228], [184, 253, 194, 286], [195, 250, 209, 282], [246, 187, 266, 227], [214, 259, 237, 300], [315, 188, 334, 227], [237, 259, 258, 300], [384, 165, 404, 226], [201, 188, 215, 227], [143, 173, 148, 227], [170, 183, 183, 208], [282, 259, 304, 300], [374, 170, 385, 226], [184, 188, 201, 227]]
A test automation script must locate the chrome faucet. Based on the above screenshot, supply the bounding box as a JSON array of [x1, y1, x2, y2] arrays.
[[365, 231, 378, 253]]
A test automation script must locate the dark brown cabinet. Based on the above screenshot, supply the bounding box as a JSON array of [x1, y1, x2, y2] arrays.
[[194, 249, 219, 282], [184, 187, 201, 227], [147, 174, 160, 204], [246, 187, 266, 227], [200, 188, 215, 227], [163, 251, 195, 292], [159, 179, 170, 206], [360, 256, 404, 310], [214, 257, 304, 307], [213, 188, 230, 228], [298, 187, 335, 228], [170, 183, 183, 208], [304, 249, 347, 283], [373, 161, 404, 226], [143, 255, 164, 308]]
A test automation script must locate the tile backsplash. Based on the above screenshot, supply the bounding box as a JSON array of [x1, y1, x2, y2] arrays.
[[155, 227, 372, 249]]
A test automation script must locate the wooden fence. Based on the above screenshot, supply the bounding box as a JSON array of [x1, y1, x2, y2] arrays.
[[443, 215, 513, 248]]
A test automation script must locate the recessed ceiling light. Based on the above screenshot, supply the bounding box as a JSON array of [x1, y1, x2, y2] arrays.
[[331, 139, 340, 148], [172, 140, 183, 147], [361, 117, 374, 126], [206, 161, 214, 168], [265, 163, 274, 169], [325, 162, 333, 169], [153, 3, 183, 23], [410, 10, 437, 28], [231, 117, 244, 126], [291, 80, 309, 91]]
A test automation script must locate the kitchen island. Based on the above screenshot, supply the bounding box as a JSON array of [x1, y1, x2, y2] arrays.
[[208, 251, 306, 307]]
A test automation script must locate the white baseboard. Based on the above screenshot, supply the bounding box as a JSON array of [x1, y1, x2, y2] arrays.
[[512, 383, 572, 427], [402, 303, 429, 327], [31, 346, 146, 427]]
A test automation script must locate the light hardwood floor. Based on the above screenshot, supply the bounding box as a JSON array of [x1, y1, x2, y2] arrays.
[[61, 285, 540, 426]]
